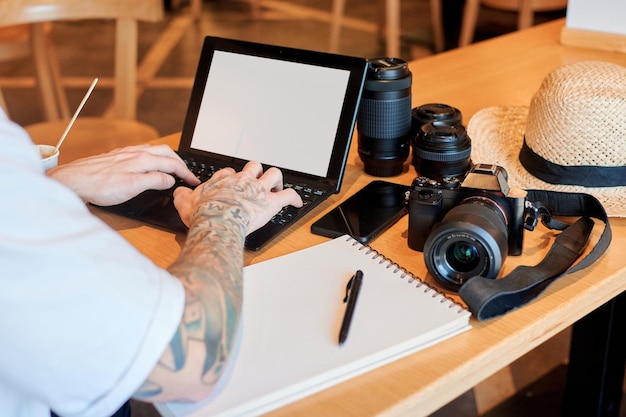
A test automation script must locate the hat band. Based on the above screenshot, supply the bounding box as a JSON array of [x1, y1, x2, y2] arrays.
[[519, 138, 626, 187]]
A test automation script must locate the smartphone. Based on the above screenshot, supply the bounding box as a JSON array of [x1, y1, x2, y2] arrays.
[[311, 180, 410, 244]]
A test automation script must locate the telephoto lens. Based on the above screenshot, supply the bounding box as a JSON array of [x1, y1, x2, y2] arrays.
[[411, 103, 471, 180], [357, 58, 413, 177]]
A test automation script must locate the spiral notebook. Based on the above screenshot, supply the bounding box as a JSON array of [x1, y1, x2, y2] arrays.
[[156, 235, 471, 417]]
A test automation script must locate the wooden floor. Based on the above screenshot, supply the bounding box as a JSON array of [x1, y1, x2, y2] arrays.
[[1, 1, 623, 416]]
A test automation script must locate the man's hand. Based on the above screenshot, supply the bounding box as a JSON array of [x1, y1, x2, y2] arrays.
[[47, 145, 200, 206], [173, 161, 303, 234]]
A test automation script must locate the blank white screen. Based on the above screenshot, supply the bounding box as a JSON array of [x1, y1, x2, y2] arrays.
[[190, 51, 350, 177]]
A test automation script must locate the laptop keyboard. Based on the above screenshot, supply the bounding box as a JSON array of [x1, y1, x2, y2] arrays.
[[180, 157, 327, 250], [99, 156, 330, 251], [184, 159, 217, 183], [181, 157, 325, 206]]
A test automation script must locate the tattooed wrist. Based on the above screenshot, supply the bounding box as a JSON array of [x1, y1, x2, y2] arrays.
[[191, 199, 251, 234]]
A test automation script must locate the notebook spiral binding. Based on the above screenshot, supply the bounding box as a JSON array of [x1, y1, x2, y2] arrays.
[[344, 235, 468, 314]]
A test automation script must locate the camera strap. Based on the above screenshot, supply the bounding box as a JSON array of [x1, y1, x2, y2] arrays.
[[458, 190, 612, 321]]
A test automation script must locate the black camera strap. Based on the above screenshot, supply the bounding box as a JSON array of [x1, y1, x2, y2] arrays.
[[458, 190, 612, 321]]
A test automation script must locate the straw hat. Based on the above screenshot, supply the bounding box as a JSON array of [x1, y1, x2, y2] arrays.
[[467, 61, 626, 217]]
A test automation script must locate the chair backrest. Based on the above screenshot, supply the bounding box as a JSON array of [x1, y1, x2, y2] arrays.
[[0, 0, 164, 120], [0, 1, 163, 23]]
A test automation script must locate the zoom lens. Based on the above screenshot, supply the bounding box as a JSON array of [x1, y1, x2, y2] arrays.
[[423, 197, 509, 291], [357, 58, 412, 177]]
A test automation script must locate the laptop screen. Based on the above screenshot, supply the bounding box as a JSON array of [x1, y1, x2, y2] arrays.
[[178, 36, 367, 192], [191, 51, 350, 177]]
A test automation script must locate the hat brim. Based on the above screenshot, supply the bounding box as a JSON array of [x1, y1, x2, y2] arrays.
[[467, 106, 626, 217]]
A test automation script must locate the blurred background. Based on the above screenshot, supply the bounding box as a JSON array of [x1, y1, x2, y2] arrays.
[[0, 0, 566, 137]]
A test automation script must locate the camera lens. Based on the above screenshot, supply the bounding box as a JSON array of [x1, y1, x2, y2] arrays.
[[413, 123, 472, 180], [423, 197, 509, 291], [411, 103, 462, 133], [447, 242, 480, 273], [410, 103, 470, 181], [357, 58, 412, 177]]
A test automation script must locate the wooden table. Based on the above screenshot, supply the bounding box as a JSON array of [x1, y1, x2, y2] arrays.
[[94, 18, 626, 417]]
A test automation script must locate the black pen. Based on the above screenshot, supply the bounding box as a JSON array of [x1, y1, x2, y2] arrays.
[[338, 270, 364, 346]]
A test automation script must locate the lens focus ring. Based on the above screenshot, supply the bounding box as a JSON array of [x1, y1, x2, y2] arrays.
[[358, 96, 412, 139]]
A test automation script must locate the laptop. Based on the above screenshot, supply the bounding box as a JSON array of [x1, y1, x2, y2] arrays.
[[99, 36, 367, 251]]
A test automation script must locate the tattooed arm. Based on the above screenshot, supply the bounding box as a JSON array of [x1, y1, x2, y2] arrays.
[[135, 161, 302, 403]]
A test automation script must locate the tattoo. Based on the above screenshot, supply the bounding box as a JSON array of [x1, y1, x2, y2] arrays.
[[136, 182, 262, 402]]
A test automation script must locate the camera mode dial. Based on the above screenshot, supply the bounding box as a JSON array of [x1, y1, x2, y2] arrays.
[[412, 175, 461, 191], [441, 176, 462, 189]]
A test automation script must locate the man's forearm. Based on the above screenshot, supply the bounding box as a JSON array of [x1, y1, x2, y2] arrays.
[[137, 199, 248, 402]]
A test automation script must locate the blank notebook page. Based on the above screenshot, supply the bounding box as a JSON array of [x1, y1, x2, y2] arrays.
[[157, 235, 471, 417]]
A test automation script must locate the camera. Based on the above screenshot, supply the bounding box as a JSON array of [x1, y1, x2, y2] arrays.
[[407, 163, 527, 291], [357, 58, 412, 177], [411, 103, 471, 181]]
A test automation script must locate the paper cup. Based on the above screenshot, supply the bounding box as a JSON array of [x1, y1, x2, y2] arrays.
[[35, 144, 59, 170]]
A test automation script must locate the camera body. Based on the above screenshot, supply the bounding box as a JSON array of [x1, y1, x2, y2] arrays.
[[407, 163, 527, 290]]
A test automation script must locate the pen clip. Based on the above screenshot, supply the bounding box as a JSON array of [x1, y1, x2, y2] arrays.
[[343, 274, 355, 303]]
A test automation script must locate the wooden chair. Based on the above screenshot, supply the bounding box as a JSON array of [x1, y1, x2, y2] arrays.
[[0, 26, 30, 117], [330, 0, 445, 56], [0, 0, 164, 164], [459, 0, 568, 47], [0, 23, 69, 121]]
